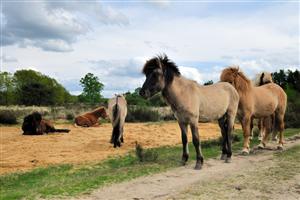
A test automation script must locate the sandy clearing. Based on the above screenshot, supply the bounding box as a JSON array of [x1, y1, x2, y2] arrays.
[[0, 122, 230, 174]]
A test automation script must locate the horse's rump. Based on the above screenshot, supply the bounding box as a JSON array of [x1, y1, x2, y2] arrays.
[[108, 95, 127, 147]]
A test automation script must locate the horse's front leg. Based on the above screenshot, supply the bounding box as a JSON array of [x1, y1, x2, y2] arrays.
[[179, 122, 189, 165], [241, 115, 252, 154], [190, 123, 204, 170]]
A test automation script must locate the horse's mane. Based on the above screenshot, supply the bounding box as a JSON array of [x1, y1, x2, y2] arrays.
[[92, 106, 106, 117], [253, 72, 273, 86], [142, 54, 180, 85], [220, 66, 252, 93]]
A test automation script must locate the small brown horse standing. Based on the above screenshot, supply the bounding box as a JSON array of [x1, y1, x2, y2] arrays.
[[140, 55, 239, 169], [220, 67, 287, 153]]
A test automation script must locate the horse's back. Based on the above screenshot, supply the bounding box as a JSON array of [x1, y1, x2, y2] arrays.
[[198, 82, 239, 121], [253, 83, 287, 117]]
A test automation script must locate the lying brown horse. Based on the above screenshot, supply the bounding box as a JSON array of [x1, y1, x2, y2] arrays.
[[140, 55, 239, 169], [75, 107, 107, 127], [108, 95, 127, 148], [22, 112, 70, 135], [220, 67, 287, 154]]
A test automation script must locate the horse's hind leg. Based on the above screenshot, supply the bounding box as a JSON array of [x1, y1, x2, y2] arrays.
[[218, 115, 228, 160], [190, 122, 204, 170], [225, 114, 235, 163], [276, 113, 285, 150], [179, 122, 189, 165], [241, 114, 252, 154]]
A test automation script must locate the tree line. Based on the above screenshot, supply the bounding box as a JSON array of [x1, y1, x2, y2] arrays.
[[0, 69, 299, 107]]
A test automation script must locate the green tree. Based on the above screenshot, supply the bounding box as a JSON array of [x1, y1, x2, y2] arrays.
[[203, 80, 214, 85], [79, 73, 104, 104], [13, 69, 73, 105], [0, 72, 16, 105]]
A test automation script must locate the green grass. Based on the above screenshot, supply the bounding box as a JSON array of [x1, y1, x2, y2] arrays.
[[1, 128, 299, 200]]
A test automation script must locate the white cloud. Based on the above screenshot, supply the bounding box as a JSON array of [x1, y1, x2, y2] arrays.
[[179, 66, 203, 83], [2, 2, 299, 97]]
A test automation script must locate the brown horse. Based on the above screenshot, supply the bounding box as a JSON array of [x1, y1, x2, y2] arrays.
[[75, 107, 107, 127], [22, 112, 70, 135], [140, 55, 239, 169], [220, 67, 287, 153], [108, 95, 127, 148]]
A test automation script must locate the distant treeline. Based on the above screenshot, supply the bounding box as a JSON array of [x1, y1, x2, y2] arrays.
[[1, 69, 299, 108]]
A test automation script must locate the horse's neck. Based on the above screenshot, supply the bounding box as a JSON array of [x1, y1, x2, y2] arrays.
[[162, 76, 185, 110], [92, 109, 103, 117]]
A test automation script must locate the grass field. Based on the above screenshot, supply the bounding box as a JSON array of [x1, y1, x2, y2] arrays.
[[1, 128, 299, 200]]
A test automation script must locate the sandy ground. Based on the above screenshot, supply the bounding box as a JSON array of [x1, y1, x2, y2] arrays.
[[72, 135, 300, 200], [0, 122, 227, 174]]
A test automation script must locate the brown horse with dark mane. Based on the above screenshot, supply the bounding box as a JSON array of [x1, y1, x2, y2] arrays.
[[140, 55, 239, 169], [22, 112, 70, 135], [220, 67, 287, 153], [75, 107, 107, 127]]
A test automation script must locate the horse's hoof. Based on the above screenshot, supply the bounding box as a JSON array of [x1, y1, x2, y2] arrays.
[[258, 143, 265, 149], [220, 154, 227, 160], [194, 163, 202, 170], [241, 148, 250, 155], [225, 157, 231, 163], [277, 144, 283, 150]]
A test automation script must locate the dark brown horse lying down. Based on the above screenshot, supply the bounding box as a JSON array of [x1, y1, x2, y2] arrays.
[[22, 112, 70, 135], [74, 107, 107, 127]]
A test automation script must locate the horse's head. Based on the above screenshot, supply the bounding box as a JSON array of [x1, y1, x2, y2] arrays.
[[220, 66, 251, 92], [22, 112, 42, 134], [100, 107, 108, 119], [140, 54, 180, 98]]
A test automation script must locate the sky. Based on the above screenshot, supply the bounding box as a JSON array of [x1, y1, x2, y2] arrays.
[[1, 0, 299, 97]]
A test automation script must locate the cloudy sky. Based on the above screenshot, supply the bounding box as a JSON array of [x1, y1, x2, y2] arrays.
[[1, 1, 299, 97]]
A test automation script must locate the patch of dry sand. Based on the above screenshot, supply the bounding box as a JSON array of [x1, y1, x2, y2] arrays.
[[0, 122, 237, 174]]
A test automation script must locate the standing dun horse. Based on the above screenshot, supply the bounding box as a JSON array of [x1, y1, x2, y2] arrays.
[[140, 55, 239, 169], [108, 94, 127, 148], [220, 67, 287, 154], [252, 72, 276, 142]]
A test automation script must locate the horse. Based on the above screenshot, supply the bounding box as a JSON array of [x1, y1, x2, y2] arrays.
[[108, 94, 127, 148], [139, 55, 239, 169], [220, 67, 287, 153], [22, 112, 70, 135], [75, 107, 107, 127], [251, 72, 276, 142]]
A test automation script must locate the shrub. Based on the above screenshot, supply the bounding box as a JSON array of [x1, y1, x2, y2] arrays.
[[126, 106, 161, 122], [66, 113, 74, 121], [285, 102, 300, 128], [135, 142, 159, 162], [0, 110, 18, 124]]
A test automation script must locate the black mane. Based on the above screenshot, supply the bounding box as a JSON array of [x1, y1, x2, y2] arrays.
[[142, 54, 180, 85]]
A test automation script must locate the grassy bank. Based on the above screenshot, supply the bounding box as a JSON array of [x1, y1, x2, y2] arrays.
[[1, 128, 299, 200]]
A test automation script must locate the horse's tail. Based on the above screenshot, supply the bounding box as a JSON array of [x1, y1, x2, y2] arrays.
[[111, 96, 121, 148]]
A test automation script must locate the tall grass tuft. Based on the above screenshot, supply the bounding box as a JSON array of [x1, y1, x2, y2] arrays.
[[135, 142, 159, 162]]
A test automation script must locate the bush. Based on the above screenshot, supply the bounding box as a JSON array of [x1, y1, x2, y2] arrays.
[[66, 113, 74, 121], [285, 102, 300, 128], [126, 106, 161, 122], [135, 142, 159, 162], [0, 110, 18, 124]]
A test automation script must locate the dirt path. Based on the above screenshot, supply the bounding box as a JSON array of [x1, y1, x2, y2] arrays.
[[73, 135, 300, 200], [0, 122, 226, 174]]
